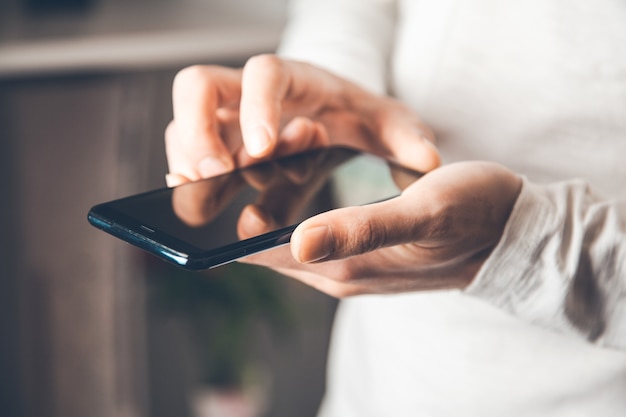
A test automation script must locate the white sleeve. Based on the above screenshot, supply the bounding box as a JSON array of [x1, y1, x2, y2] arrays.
[[466, 178, 626, 350], [277, 0, 396, 95]]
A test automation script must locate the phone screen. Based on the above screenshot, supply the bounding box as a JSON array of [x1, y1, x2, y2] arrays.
[[88, 147, 422, 269]]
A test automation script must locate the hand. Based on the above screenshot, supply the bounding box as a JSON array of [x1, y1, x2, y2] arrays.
[[240, 161, 523, 298], [165, 55, 440, 187]]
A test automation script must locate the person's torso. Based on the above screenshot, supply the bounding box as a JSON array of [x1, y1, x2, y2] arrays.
[[391, 0, 626, 196], [321, 1, 626, 416]]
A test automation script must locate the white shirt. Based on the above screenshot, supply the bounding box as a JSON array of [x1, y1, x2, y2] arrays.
[[279, 0, 626, 415]]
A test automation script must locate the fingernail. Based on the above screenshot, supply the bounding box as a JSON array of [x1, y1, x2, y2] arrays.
[[165, 173, 185, 187], [197, 156, 228, 178], [297, 225, 333, 263], [247, 125, 272, 157]]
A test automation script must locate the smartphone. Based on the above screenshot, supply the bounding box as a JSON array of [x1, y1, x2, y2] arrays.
[[88, 146, 423, 270]]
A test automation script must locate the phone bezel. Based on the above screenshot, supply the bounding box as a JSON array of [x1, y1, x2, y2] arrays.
[[88, 201, 297, 270]]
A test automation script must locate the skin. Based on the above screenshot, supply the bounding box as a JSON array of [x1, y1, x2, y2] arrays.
[[165, 54, 523, 298]]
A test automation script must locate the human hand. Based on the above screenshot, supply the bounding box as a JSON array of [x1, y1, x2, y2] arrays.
[[239, 161, 523, 298], [165, 55, 440, 187]]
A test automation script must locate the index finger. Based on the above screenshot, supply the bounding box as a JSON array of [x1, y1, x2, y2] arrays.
[[239, 55, 291, 158], [169, 65, 243, 180]]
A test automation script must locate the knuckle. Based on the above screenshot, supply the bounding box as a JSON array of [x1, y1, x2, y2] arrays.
[[173, 65, 221, 94], [332, 263, 357, 284], [245, 54, 282, 69], [173, 65, 207, 88], [349, 217, 388, 256], [245, 54, 283, 75]]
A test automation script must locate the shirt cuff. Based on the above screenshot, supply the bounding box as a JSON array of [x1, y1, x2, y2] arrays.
[[464, 177, 570, 327]]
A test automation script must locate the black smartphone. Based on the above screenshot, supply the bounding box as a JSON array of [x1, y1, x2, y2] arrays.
[[88, 146, 423, 270]]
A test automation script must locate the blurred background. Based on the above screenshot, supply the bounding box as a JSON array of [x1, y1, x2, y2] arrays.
[[0, 1, 338, 416]]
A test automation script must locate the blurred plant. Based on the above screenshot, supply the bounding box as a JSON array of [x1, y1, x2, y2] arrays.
[[145, 257, 296, 388]]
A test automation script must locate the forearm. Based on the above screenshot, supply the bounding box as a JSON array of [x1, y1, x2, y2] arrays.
[[467, 178, 626, 350]]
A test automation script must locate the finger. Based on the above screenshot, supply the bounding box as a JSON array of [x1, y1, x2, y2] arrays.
[[290, 196, 429, 263], [276, 117, 330, 162], [275, 119, 324, 183], [290, 161, 523, 264], [165, 172, 190, 188], [239, 55, 291, 158], [376, 103, 441, 173], [233, 115, 328, 170], [216, 107, 244, 150], [169, 65, 242, 180]]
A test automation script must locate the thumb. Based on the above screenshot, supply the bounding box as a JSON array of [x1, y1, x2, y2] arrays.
[[290, 198, 424, 263]]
